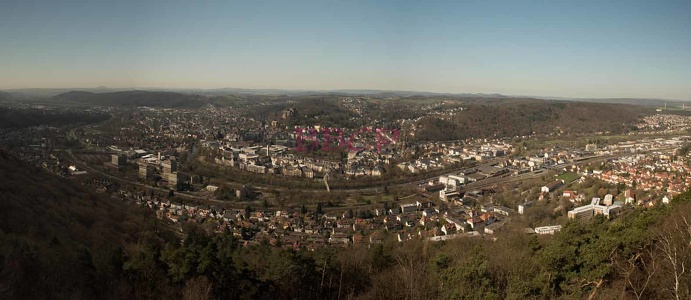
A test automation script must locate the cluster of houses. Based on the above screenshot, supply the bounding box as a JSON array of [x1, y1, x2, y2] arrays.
[[396, 140, 514, 174], [81, 105, 298, 162], [589, 152, 690, 198], [209, 141, 389, 179], [636, 114, 691, 133], [523, 175, 662, 222], [110, 188, 528, 250], [594, 137, 686, 155]]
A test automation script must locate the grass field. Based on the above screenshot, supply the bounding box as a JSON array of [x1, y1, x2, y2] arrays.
[[557, 172, 581, 183]]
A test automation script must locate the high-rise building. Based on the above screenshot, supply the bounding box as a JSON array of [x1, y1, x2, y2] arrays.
[[139, 164, 153, 179], [162, 160, 178, 173], [168, 172, 186, 190], [111, 154, 127, 167]]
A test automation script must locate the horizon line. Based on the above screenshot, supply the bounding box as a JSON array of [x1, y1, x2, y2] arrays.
[[2, 86, 689, 102]]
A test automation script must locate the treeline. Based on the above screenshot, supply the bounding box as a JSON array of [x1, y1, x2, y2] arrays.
[[0, 107, 110, 129]]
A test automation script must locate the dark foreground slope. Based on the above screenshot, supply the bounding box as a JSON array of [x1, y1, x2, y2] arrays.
[[0, 152, 174, 299]]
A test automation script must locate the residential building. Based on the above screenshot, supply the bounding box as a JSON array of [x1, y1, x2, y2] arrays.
[[541, 180, 564, 193], [400, 203, 418, 214]]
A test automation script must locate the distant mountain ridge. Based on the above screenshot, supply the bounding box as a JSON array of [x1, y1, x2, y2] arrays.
[[0, 91, 12, 101], [182, 88, 508, 98], [3, 87, 686, 107], [50, 90, 207, 108], [530, 96, 685, 107]]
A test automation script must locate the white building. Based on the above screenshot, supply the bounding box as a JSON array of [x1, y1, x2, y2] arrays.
[[400, 203, 418, 213], [518, 201, 533, 215], [534, 225, 562, 235], [439, 175, 460, 189], [568, 199, 622, 220]]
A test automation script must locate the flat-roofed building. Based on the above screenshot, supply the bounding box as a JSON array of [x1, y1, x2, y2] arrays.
[[162, 160, 178, 173], [541, 180, 564, 193], [440, 189, 459, 201], [139, 164, 153, 179], [439, 176, 460, 189], [168, 172, 187, 190], [400, 203, 418, 213], [568, 201, 623, 221], [534, 225, 562, 235], [568, 205, 595, 220], [111, 154, 127, 167]]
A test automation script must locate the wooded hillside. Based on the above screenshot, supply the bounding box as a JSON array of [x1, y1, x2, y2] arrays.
[[416, 100, 649, 140]]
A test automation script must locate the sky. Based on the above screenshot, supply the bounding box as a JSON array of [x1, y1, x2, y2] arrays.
[[1, 0, 690, 99]]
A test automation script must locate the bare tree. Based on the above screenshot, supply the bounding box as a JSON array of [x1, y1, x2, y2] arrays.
[[182, 276, 213, 300], [393, 240, 429, 300], [613, 244, 659, 300], [655, 209, 691, 300]]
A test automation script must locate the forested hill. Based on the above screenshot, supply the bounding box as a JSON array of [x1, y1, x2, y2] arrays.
[[51, 90, 208, 108], [0, 107, 110, 129], [0, 91, 12, 101], [415, 100, 651, 140]]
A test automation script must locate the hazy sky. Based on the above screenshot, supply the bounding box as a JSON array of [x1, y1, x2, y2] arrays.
[[1, 0, 690, 99]]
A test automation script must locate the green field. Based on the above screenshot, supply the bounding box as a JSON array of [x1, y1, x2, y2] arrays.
[[557, 172, 581, 183]]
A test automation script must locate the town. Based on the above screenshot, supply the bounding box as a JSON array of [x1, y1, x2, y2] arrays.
[[3, 2, 691, 298], [3, 99, 691, 251]]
